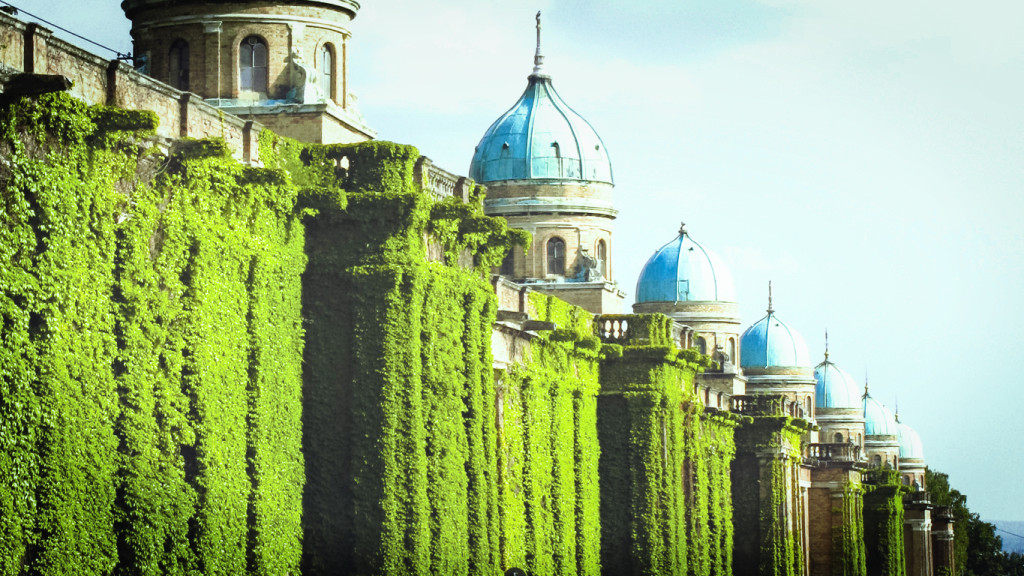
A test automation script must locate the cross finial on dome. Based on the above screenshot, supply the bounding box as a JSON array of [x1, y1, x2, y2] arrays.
[[863, 369, 869, 399], [824, 329, 829, 360], [767, 280, 774, 314], [533, 11, 545, 75], [679, 221, 687, 236]]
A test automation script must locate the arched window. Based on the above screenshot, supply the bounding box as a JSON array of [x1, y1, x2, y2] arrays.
[[596, 239, 607, 278], [240, 36, 268, 94], [168, 39, 189, 91], [833, 432, 843, 443], [696, 337, 707, 355], [902, 475, 910, 486], [727, 337, 736, 363], [871, 455, 882, 467], [547, 237, 565, 275], [319, 44, 334, 100]]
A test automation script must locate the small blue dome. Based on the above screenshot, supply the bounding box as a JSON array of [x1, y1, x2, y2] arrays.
[[469, 74, 612, 184], [814, 359, 861, 409], [740, 310, 811, 368], [635, 226, 736, 303], [863, 394, 897, 436], [897, 421, 924, 460]]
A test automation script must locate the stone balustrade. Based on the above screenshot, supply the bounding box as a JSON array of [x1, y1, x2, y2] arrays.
[[804, 442, 860, 462], [731, 394, 807, 419], [414, 156, 473, 202]]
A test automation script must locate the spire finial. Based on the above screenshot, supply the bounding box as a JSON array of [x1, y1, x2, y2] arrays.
[[679, 221, 687, 236], [824, 329, 829, 360], [863, 369, 869, 399], [894, 396, 899, 422], [533, 11, 545, 75], [766, 280, 774, 314]]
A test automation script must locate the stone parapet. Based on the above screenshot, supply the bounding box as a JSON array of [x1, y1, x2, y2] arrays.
[[0, 12, 261, 162]]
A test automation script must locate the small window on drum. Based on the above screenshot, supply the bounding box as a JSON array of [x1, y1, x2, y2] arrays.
[[169, 39, 189, 91], [547, 237, 565, 275], [696, 337, 707, 355], [596, 239, 607, 277], [240, 36, 268, 94], [833, 432, 843, 443]]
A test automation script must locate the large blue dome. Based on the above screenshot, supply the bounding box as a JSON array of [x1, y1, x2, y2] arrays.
[[863, 394, 897, 436], [469, 74, 612, 184], [740, 309, 811, 369], [635, 225, 736, 303], [814, 359, 861, 409], [896, 421, 924, 459]]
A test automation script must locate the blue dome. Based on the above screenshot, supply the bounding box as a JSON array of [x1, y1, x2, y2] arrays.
[[897, 421, 924, 459], [863, 394, 897, 436], [740, 310, 811, 368], [469, 74, 612, 184], [635, 226, 736, 303], [814, 359, 861, 409]]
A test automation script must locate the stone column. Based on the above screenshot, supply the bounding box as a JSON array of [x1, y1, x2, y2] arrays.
[[903, 493, 933, 576], [931, 507, 955, 576], [202, 20, 221, 98]]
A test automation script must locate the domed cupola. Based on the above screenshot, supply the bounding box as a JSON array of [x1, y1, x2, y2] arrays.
[[477, 13, 624, 315], [740, 285, 811, 370], [863, 389, 897, 436], [811, 334, 867, 450], [468, 74, 612, 185], [813, 338, 860, 410], [635, 223, 736, 304], [469, 13, 611, 186], [895, 412, 926, 488], [861, 383, 901, 467], [896, 419, 924, 460]]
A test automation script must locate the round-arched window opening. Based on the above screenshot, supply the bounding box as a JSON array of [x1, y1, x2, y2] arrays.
[[547, 237, 565, 275], [319, 44, 334, 100], [596, 239, 607, 278], [833, 432, 843, 443], [696, 337, 707, 355], [240, 36, 269, 95]]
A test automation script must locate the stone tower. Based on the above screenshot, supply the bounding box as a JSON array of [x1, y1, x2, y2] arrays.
[[121, 0, 373, 143], [469, 13, 624, 314]]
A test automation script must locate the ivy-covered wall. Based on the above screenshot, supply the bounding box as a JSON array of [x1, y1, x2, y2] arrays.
[[596, 317, 740, 576], [493, 292, 602, 576], [0, 93, 306, 575], [731, 415, 812, 576], [863, 471, 907, 576], [293, 138, 528, 576], [835, 482, 868, 576], [2, 92, 893, 576]]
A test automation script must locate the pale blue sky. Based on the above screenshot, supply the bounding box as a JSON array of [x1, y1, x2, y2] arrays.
[[28, 0, 1024, 520]]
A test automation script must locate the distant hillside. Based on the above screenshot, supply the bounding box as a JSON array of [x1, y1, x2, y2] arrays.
[[993, 521, 1024, 554]]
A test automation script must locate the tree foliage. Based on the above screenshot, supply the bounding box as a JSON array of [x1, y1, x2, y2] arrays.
[[926, 468, 1024, 576]]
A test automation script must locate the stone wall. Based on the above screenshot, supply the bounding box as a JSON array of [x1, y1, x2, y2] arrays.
[[1, 13, 260, 162]]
